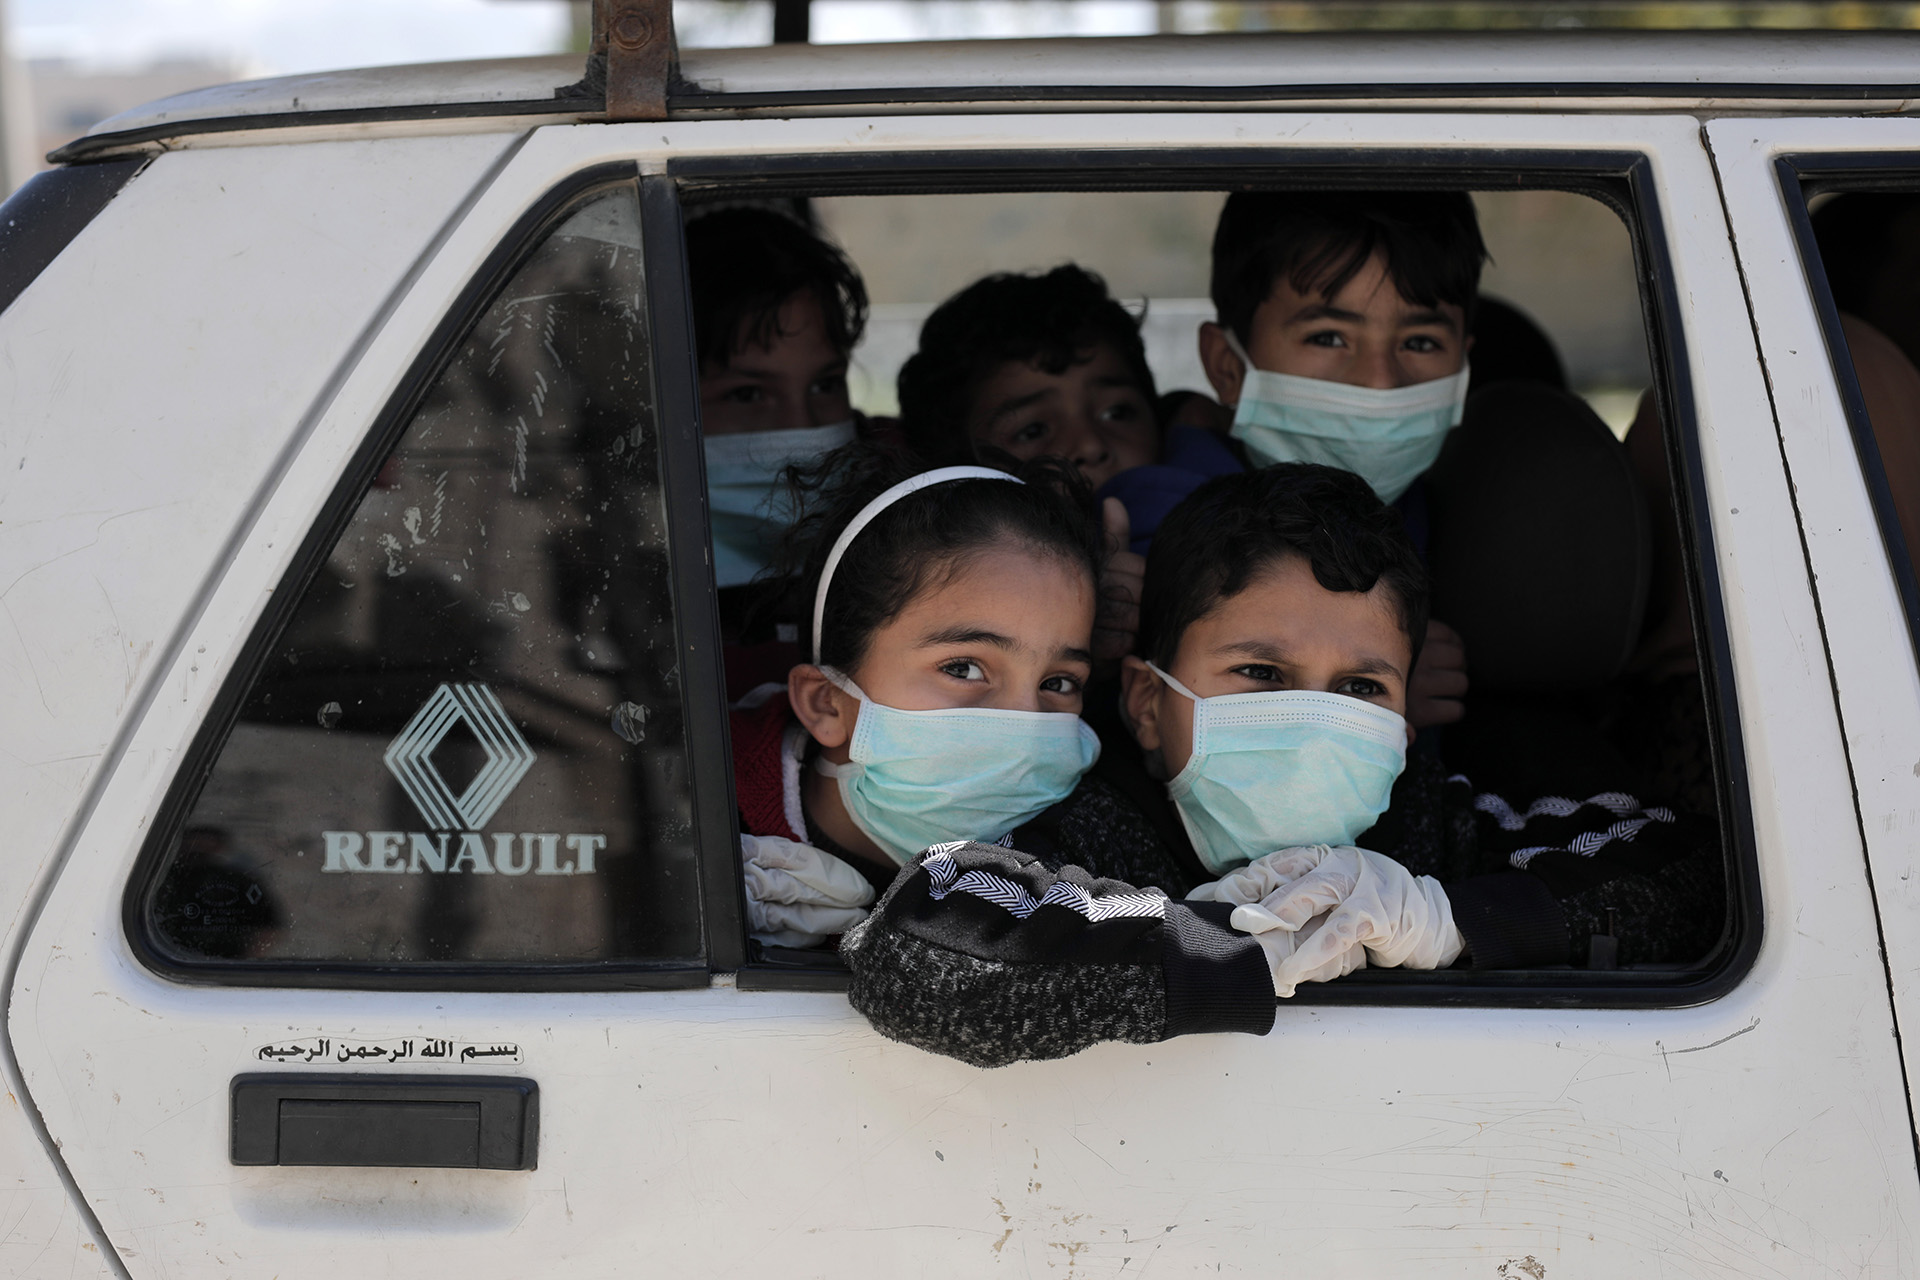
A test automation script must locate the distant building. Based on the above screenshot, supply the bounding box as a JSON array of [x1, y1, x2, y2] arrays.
[[27, 57, 246, 169]]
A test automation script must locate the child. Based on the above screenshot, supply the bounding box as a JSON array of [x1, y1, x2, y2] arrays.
[[897, 263, 1243, 551], [689, 207, 872, 589], [730, 448, 1196, 951], [843, 464, 1717, 1066], [1200, 191, 1484, 507], [686, 207, 897, 697]]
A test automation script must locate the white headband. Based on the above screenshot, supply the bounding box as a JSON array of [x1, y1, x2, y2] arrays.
[[811, 465, 1022, 662]]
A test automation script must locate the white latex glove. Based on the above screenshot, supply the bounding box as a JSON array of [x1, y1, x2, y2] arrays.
[[1257, 846, 1466, 985], [1186, 845, 1337, 907], [740, 833, 876, 949], [1228, 903, 1368, 997]]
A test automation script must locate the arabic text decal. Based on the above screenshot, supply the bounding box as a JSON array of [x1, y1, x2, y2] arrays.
[[254, 1037, 524, 1066]]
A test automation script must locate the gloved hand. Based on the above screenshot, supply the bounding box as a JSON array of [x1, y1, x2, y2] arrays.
[[740, 833, 875, 949], [1255, 846, 1465, 982], [1227, 903, 1367, 997], [1186, 845, 1335, 907]]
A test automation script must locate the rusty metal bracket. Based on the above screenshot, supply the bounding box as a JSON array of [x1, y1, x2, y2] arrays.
[[558, 0, 674, 122]]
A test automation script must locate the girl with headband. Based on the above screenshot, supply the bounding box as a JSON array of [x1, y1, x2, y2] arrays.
[[728, 446, 1198, 952]]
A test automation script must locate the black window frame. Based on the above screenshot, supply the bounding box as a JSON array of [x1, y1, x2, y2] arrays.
[[666, 145, 1763, 1007], [1774, 152, 1920, 664], [122, 163, 746, 990]]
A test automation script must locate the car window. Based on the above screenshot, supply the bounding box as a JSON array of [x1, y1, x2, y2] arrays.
[[1796, 185, 1920, 632], [687, 169, 1746, 998], [133, 182, 705, 973]]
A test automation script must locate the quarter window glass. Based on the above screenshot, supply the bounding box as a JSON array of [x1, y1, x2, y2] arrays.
[[1801, 188, 1920, 590], [146, 184, 702, 967]]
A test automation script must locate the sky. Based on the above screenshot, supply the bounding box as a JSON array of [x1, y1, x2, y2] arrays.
[[12, 0, 1163, 77], [14, 0, 571, 74]]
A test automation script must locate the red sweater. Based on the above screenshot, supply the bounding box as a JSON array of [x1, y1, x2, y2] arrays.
[[730, 689, 806, 843]]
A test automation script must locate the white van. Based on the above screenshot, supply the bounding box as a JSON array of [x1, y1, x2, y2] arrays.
[[5, 21, 1920, 1277]]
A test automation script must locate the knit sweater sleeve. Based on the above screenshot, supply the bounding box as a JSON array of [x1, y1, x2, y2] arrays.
[[1449, 784, 1722, 968], [841, 841, 1274, 1068]]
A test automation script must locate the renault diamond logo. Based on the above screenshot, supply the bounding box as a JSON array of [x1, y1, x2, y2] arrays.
[[384, 683, 536, 831]]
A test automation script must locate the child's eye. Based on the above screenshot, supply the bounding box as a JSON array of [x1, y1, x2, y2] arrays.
[[808, 374, 848, 398], [1011, 420, 1049, 446], [1040, 673, 1083, 696], [1334, 677, 1387, 699], [1304, 330, 1349, 349], [1230, 663, 1284, 684], [939, 659, 987, 682], [1100, 401, 1140, 423], [1402, 334, 1444, 354], [722, 384, 765, 405]]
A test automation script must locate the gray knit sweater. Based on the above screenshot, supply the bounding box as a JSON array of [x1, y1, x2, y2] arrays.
[[842, 842, 1275, 1068]]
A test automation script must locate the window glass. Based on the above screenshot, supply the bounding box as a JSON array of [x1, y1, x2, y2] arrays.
[[1801, 187, 1920, 586], [146, 184, 703, 968]]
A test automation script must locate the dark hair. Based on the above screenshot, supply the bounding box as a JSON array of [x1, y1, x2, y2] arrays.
[[897, 264, 1158, 466], [685, 207, 868, 370], [1210, 191, 1488, 347], [1139, 463, 1430, 671], [779, 444, 1104, 671]]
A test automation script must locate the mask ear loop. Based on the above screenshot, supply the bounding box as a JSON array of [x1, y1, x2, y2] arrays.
[[1221, 327, 1257, 377], [810, 465, 1022, 663], [1143, 660, 1203, 703]]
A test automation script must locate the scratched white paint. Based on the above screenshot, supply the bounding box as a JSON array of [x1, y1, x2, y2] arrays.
[[0, 132, 520, 1276], [1709, 118, 1920, 1146], [7, 110, 1919, 1278]]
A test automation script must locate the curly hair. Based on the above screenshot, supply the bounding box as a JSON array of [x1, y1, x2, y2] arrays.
[[897, 264, 1157, 467]]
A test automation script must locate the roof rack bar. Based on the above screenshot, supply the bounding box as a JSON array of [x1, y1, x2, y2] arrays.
[[596, 0, 674, 122], [774, 0, 812, 44]]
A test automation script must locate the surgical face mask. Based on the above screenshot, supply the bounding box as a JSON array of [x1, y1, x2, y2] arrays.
[[1224, 330, 1469, 504], [1147, 662, 1408, 874], [704, 421, 856, 588], [812, 669, 1101, 864]]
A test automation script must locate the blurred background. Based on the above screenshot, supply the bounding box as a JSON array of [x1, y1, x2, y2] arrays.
[[0, 0, 1907, 424]]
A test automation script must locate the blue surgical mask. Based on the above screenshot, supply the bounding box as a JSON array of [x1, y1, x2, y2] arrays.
[[1147, 662, 1408, 874], [813, 669, 1101, 865], [705, 422, 856, 588], [1224, 330, 1469, 504]]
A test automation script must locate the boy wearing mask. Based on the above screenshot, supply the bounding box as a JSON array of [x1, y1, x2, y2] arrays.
[[687, 207, 877, 694], [1199, 191, 1652, 742], [842, 465, 1717, 1067], [691, 206, 871, 588]]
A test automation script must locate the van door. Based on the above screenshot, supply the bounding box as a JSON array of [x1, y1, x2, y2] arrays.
[[15, 113, 1919, 1277], [1709, 117, 1920, 1124]]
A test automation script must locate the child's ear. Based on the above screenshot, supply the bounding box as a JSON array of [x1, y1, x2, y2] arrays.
[[1198, 322, 1247, 408], [1120, 655, 1163, 753], [789, 664, 854, 750]]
